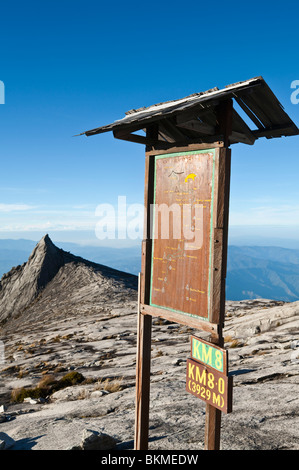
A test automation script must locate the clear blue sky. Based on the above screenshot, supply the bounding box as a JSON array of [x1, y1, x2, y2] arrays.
[[0, 0, 299, 246]]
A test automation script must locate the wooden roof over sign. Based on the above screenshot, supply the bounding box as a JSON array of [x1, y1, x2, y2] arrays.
[[79, 76, 299, 147]]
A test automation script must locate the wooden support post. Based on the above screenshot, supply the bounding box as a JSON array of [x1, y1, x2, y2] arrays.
[[204, 327, 224, 450], [204, 100, 232, 450], [135, 274, 152, 449], [205, 400, 222, 450], [134, 125, 158, 450]]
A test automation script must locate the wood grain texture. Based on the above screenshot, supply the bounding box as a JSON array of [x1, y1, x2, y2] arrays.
[[150, 149, 215, 320], [140, 303, 219, 334]]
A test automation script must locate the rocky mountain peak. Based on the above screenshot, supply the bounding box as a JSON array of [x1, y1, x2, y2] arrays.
[[0, 235, 65, 324], [28, 233, 62, 262], [34, 233, 54, 251], [27, 234, 65, 287], [0, 235, 137, 327]]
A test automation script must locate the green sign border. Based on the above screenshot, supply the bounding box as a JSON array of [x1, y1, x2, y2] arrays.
[[149, 148, 216, 323]]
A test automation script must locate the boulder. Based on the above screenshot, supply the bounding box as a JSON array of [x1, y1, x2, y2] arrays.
[[0, 433, 15, 450], [80, 429, 117, 450]]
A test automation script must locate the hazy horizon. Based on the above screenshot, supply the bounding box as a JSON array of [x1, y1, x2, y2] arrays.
[[1, 224, 299, 250], [2, 235, 299, 302], [1, 2, 299, 251]]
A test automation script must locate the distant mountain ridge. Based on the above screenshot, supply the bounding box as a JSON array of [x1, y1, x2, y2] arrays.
[[1, 236, 299, 305], [0, 235, 137, 326], [0, 238, 141, 279], [226, 246, 299, 301]]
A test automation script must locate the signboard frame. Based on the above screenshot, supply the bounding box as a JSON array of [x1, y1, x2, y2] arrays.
[[149, 148, 217, 323], [80, 83, 299, 450], [139, 144, 231, 333], [135, 101, 233, 451]]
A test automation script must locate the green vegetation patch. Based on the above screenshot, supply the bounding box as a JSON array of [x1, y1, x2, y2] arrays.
[[11, 371, 86, 403]]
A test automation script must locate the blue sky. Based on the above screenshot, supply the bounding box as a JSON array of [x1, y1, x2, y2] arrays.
[[0, 0, 299, 246]]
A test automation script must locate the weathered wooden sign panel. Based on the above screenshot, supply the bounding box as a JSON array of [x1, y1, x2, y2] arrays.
[[138, 143, 231, 450], [149, 149, 216, 322], [186, 358, 233, 413], [190, 335, 228, 374]]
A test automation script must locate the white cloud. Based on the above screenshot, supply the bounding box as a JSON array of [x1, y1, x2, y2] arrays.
[[230, 204, 299, 226], [0, 219, 96, 232], [0, 203, 36, 212]]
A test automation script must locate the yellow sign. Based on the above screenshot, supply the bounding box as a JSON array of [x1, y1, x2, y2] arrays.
[[190, 336, 228, 374], [186, 358, 232, 413]]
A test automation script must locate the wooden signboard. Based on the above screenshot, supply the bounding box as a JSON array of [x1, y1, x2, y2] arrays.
[[81, 86, 298, 450], [187, 336, 232, 414], [137, 115, 232, 451], [137, 143, 231, 451], [186, 358, 233, 414], [140, 146, 230, 332], [150, 149, 214, 320]]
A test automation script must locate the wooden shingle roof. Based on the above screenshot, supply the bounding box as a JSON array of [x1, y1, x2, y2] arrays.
[[79, 77, 299, 147]]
